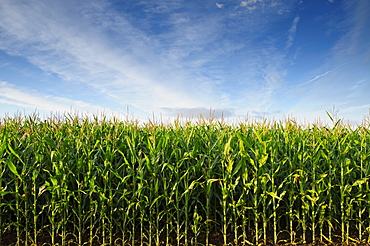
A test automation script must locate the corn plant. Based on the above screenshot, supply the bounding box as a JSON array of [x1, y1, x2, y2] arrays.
[[0, 113, 370, 245]]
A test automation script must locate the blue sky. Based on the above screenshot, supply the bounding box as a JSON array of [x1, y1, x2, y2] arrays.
[[0, 0, 369, 124]]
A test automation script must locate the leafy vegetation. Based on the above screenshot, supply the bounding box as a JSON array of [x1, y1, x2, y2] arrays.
[[0, 113, 369, 245]]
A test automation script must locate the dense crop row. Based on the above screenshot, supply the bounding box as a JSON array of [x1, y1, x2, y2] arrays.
[[0, 114, 370, 245]]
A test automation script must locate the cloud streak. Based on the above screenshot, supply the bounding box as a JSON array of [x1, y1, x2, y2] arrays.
[[286, 16, 300, 49], [1, 0, 368, 124], [0, 81, 108, 113], [287, 0, 370, 123], [0, 1, 219, 115], [298, 70, 332, 87], [0, 0, 312, 119]]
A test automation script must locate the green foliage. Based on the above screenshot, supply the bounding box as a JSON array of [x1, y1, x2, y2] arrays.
[[0, 113, 369, 245]]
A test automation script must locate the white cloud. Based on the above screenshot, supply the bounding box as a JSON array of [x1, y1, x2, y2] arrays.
[[232, 1, 369, 124], [0, 1, 223, 116], [240, 0, 263, 7], [291, 0, 370, 119], [216, 3, 224, 9], [3, 0, 349, 123], [162, 107, 234, 118], [350, 79, 366, 89], [286, 16, 300, 49], [298, 70, 332, 87], [241, 0, 252, 7], [331, 0, 370, 63], [0, 81, 109, 113]]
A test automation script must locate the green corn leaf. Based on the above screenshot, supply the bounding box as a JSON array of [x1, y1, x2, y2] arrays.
[[223, 136, 232, 156], [38, 184, 48, 196], [258, 154, 269, 167], [226, 159, 233, 174], [206, 178, 221, 184], [266, 191, 283, 201], [0, 189, 12, 196], [6, 159, 22, 181], [7, 144, 25, 165], [352, 178, 368, 186], [183, 179, 200, 195], [50, 177, 58, 186]]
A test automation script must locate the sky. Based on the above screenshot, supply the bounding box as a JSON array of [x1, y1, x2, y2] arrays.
[[0, 0, 369, 125]]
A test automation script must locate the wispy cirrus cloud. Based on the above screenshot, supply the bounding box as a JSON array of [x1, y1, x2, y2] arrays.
[[0, 1, 218, 116], [0, 0, 305, 120], [298, 70, 333, 87], [287, 0, 370, 123], [0, 81, 109, 114], [286, 16, 300, 49]]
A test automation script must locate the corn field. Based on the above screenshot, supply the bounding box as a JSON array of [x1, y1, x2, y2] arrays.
[[0, 113, 370, 245]]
